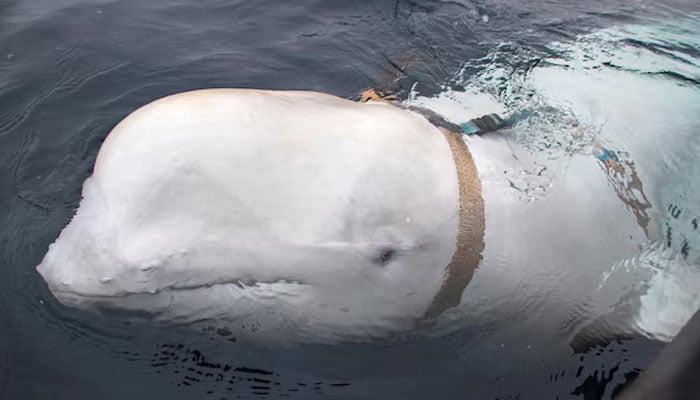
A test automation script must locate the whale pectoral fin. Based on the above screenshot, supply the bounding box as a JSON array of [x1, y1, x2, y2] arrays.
[[572, 246, 700, 354], [570, 309, 639, 353]]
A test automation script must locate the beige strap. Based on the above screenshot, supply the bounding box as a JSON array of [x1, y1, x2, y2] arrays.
[[423, 128, 485, 319]]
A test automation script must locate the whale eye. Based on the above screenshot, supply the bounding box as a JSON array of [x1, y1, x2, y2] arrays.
[[377, 248, 396, 265]]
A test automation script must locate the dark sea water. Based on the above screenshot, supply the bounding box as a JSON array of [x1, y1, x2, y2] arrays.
[[1, 1, 700, 399]]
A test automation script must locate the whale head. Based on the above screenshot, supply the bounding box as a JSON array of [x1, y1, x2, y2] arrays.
[[36, 89, 477, 341]]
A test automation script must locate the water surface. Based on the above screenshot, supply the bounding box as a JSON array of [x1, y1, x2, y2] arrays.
[[1, 1, 699, 399]]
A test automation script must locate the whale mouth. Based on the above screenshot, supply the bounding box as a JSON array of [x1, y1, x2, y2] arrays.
[[44, 278, 310, 311]]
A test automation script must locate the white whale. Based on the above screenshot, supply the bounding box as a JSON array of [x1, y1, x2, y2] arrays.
[[37, 89, 474, 341], [36, 87, 699, 345]]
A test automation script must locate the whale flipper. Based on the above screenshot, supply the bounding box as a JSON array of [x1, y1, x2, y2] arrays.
[[572, 251, 700, 353], [570, 306, 639, 353]]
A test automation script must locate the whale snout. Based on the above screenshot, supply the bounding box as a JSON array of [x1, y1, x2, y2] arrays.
[[36, 247, 106, 308], [36, 264, 90, 309], [35, 224, 141, 309]]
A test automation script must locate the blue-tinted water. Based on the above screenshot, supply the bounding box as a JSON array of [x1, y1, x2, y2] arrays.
[[1, 1, 699, 399]]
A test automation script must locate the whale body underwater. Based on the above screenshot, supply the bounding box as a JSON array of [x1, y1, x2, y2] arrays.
[[36, 88, 699, 345]]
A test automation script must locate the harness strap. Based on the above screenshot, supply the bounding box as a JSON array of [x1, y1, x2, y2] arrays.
[[424, 128, 485, 319]]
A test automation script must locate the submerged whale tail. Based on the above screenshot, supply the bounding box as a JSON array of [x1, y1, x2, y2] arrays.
[[571, 245, 700, 352], [634, 254, 700, 342]]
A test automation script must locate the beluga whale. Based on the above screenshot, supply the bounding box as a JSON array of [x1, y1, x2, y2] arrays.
[[36, 87, 700, 346], [36, 89, 482, 342]]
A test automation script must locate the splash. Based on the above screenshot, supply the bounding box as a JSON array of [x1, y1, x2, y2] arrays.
[[405, 15, 700, 345]]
